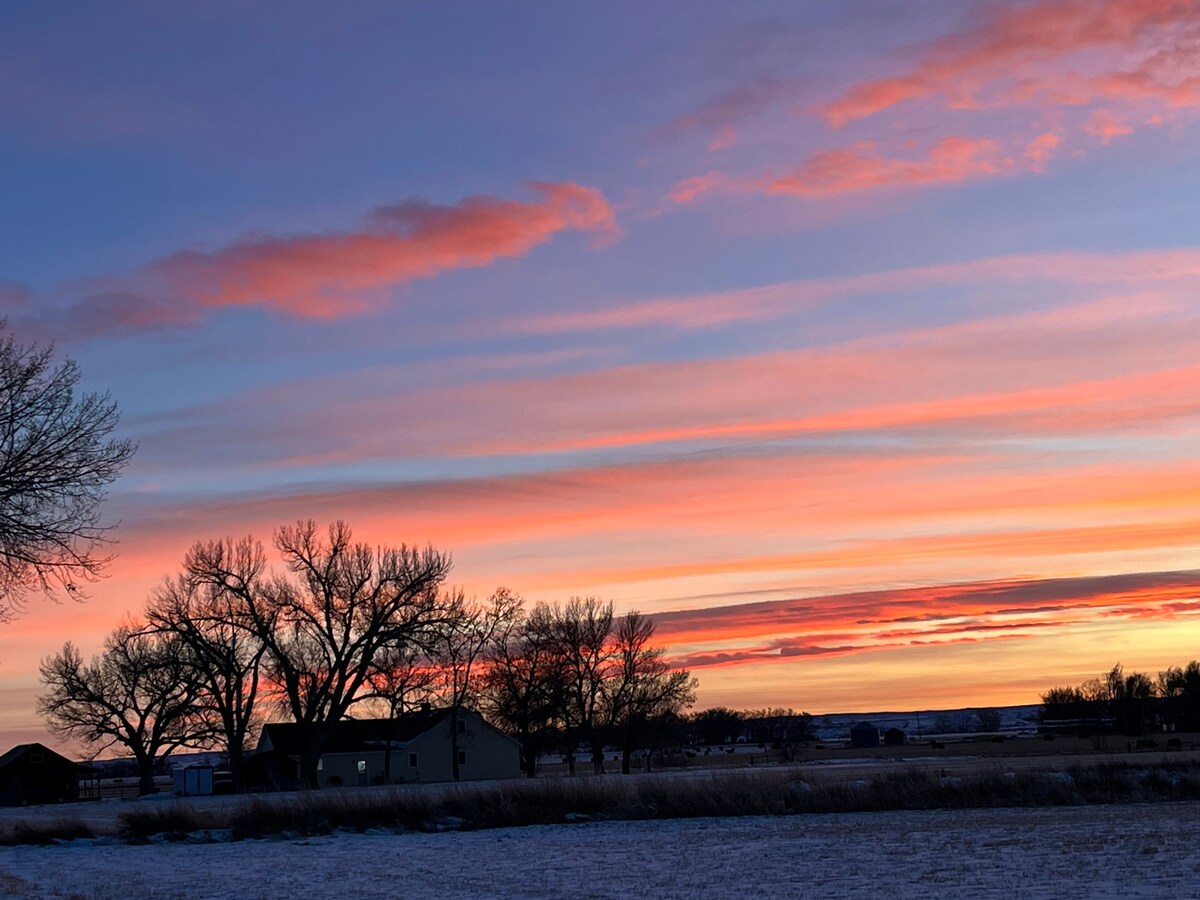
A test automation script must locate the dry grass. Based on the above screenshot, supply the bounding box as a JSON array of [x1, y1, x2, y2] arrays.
[[0, 818, 94, 845], [9, 759, 1200, 844]]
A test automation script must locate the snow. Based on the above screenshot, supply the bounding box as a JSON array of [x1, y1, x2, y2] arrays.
[[3, 802, 1199, 898]]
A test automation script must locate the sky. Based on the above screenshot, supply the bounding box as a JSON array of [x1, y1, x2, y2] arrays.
[[3, 0, 1200, 749]]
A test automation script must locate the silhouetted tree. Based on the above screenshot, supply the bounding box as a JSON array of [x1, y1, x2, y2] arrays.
[[553, 597, 616, 775], [146, 565, 269, 792], [429, 587, 522, 780], [183, 521, 455, 787], [690, 707, 745, 745], [1158, 661, 1200, 731], [607, 611, 696, 774], [480, 602, 564, 777], [0, 324, 134, 617], [39, 627, 211, 795]]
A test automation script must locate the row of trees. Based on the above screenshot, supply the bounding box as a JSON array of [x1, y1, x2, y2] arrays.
[[38, 521, 695, 793], [687, 706, 815, 746], [1041, 661, 1200, 736]]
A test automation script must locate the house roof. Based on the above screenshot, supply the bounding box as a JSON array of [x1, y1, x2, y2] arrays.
[[258, 708, 458, 756], [0, 742, 76, 770]]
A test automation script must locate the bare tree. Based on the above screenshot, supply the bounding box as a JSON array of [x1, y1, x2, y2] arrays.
[[39, 627, 212, 795], [0, 324, 135, 617], [183, 521, 455, 787], [146, 564, 269, 792], [607, 611, 696, 774], [429, 587, 522, 780], [363, 642, 440, 717], [481, 602, 563, 777], [553, 597, 616, 775]]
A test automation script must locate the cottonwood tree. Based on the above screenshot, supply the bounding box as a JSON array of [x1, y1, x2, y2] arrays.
[[481, 602, 563, 777], [0, 324, 134, 618], [429, 587, 522, 780], [553, 597, 616, 775], [183, 521, 455, 787], [146, 565, 269, 792], [606, 611, 696, 774], [363, 643, 440, 717], [39, 627, 212, 795]]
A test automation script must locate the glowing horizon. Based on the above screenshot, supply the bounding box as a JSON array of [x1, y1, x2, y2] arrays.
[[3, 0, 1200, 752]]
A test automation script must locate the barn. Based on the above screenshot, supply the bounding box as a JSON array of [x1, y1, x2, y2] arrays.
[[0, 743, 84, 806]]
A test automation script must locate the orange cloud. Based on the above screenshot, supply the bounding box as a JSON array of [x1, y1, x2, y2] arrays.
[[655, 570, 1200, 669], [32, 182, 615, 338]]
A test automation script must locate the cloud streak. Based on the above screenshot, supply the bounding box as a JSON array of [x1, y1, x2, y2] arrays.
[[21, 182, 615, 338]]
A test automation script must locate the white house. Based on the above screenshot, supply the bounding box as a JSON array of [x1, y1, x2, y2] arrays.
[[252, 708, 521, 788]]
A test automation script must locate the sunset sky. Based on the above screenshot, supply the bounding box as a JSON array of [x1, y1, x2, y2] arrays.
[[3, 0, 1200, 748]]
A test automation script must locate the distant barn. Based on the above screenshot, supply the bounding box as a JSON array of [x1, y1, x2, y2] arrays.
[[849, 722, 880, 748], [883, 727, 906, 746], [0, 743, 84, 806]]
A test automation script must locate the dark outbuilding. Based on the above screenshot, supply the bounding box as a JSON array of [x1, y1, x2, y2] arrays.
[[883, 727, 906, 746], [849, 721, 880, 748], [0, 743, 82, 806]]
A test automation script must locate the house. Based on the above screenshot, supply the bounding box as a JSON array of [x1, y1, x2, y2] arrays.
[[849, 721, 880, 748], [0, 743, 86, 806], [248, 707, 521, 789]]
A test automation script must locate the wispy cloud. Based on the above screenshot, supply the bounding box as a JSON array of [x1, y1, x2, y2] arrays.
[[18, 182, 615, 338], [821, 0, 1200, 127]]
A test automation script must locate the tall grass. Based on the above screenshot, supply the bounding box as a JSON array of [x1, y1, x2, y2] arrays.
[[8, 760, 1200, 844]]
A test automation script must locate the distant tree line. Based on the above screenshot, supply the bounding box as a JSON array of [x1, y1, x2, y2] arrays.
[[38, 520, 695, 794], [686, 706, 816, 747], [1041, 661, 1200, 737]]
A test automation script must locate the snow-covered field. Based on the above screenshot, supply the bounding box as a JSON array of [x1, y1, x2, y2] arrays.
[[3, 802, 1199, 899]]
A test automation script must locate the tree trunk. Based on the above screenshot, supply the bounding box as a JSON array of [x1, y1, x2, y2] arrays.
[[137, 757, 157, 796], [450, 706, 461, 781], [299, 738, 322, 789], [228, 746, 245, 793], [520, 730, 537, 777], [621, 746, 632, 775]]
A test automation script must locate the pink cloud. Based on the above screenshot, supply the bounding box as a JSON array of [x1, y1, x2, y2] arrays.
[[1024, 131, 1063, 169], [147, 182, 615, 318], [1085, 108, 1135, 142], [764, 136, 1003, 197], [668, 170, 730, 204], [822, 0, 1200, 126]]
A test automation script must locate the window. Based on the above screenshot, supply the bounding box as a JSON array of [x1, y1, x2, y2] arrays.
[[457, 749, 467, 766], [356, 760, 367, 774], [408, 753, 419, 768], [317, 758, 324, 771]]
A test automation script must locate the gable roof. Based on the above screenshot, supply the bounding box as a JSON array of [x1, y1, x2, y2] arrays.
[[258, 708, 457, 756], [0, 742, 76, 770]]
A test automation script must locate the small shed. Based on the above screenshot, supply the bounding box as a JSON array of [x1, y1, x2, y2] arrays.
[[172, 765, 215, 796], [849, 722, 880, 748], [0, 743, 81, 806], [883, 727, 906, 747]]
